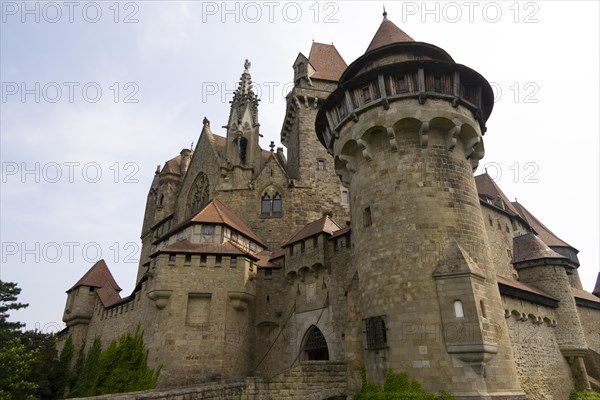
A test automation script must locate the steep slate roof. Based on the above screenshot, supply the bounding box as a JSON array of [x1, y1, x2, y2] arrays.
[[511, 201, 573, 248], [67, 259, 122, 307], [365, 13, 414, 53], [163, 154, 181, 175], [474, 173, 520, 216], [283, 215, 341, 247], [308, 42, 348, 81], [512, 233, 568, 264]]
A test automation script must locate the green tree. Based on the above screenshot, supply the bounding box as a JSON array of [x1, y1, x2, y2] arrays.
[[0, 338, 39, 400], [66, 326, 159, 397], [0, 280, 28, 342], [0, 280, 67, 399]]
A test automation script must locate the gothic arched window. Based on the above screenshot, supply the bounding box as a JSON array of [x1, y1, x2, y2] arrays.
[[260, 192, 283, 218], [187, 172, 210, 216], [234, 136, 248, 164], [261, 194, 271, 216]]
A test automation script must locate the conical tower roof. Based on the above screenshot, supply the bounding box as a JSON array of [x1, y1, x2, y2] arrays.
[[512, 233, 568, 265], [365, 10, 414, 53]]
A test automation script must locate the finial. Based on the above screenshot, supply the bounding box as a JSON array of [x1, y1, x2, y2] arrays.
[[269, 141, 275, 152], [383, 4, 388, 19], [203, 116, 210, 127], [191, 142, 194, 151], [244, 59, 251, 72], [155, 165, 161, 174]]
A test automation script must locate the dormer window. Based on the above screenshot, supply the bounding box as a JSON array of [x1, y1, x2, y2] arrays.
[[297, 62, 306, 74]]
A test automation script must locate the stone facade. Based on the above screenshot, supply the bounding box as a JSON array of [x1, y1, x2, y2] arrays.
[[58, 13, 600, 400]]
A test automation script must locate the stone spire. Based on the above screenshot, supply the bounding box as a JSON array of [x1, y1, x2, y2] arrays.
[[365, 11, 414, 53], [230, 59, 259, 126]]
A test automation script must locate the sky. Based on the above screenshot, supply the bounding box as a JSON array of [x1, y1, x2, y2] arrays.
[[1, 1, 598, 333]]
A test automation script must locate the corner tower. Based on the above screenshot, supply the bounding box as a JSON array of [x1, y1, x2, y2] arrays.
[[316, 13, 525, 399]]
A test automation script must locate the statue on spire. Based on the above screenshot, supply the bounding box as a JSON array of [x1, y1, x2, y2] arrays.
[[244, 59, 251, 72]]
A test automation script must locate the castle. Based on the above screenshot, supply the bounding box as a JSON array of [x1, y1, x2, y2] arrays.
[[57, 13, 600, 400]]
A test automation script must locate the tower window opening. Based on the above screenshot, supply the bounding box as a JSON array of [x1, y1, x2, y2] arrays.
[[345, 235, 351, 249], [300, 241, 306, 253], [362, 86, 372, 103], [397, 76, 408, 93], [341, 190, 349, 205], [215, 255, 222, 265], [264, 269, 272, 279], [454, 300, 464, 318], [313, 237, 318, 248], [434, 75, 442, 93], [272, 193, 282, 217], [168, 254, 176, 264], [364, 316, 387, 350], [234, 136, 248, 165], [200, 254, 207, 265], [184, 254, 192, 265], [364, 207, 372, 227], [317, 159, 325, 171], [230, 256, 237, 267], [158, 194, 164, 206]]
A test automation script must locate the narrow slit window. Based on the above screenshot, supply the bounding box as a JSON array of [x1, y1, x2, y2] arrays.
[[364, 207, 372, 228]]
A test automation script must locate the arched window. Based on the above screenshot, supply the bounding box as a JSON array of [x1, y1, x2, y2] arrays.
[[302, 325, 329, 361], [261, 194, 271, 216], [187, 173, 210, 216], [454, 300, 464, 318], [272, 193, 282, 217], [234, 136, 248, 164], [260, 192, 283, 218]]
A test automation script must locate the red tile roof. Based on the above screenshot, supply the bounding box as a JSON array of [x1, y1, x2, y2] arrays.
[[68, 259, 122, 307], [511, 201, 572, 248], [68, 259, 121, 292], [330, 225, 351, 239], [283, 215, 341, 247], [496, 275, 558, 301], [365, 15, 414, 53], [572, 287, 600, 304], [308, 42, 348, 81], [189, 198, 264, 245]]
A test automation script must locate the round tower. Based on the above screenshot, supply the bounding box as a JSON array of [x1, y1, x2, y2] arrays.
[[512, 233, 590, 390], [316, 13, 525, 399]]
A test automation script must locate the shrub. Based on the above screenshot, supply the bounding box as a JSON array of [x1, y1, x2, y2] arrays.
[[354, 369, 452, 400], [570, 390, 600, 400]]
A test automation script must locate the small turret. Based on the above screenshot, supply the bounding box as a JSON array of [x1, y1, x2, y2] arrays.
[[513, 233, 591, 390]]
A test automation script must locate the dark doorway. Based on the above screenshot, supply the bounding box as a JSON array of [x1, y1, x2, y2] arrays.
[[303, 325, 329, 361]]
